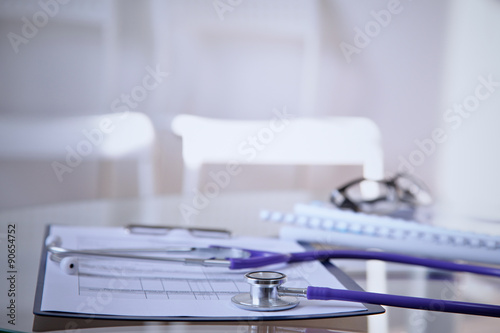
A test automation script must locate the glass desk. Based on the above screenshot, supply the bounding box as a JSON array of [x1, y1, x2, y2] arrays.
[[0, 191, 499, 332]]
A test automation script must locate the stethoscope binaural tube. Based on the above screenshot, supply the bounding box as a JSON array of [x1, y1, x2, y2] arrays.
[[45, 235, 233, 274], [231, 271, 500, 317], [46, 235, 500, 277]]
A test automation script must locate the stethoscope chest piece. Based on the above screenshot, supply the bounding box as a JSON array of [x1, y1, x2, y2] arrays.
[[231, 271, 300, 311]]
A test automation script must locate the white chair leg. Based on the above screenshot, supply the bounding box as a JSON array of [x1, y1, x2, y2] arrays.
[[137, 158, 155, 198], [182, 166, 200, 197]]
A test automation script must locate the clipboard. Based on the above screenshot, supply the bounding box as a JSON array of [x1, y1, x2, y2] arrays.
[[34, 224, 384, 322]]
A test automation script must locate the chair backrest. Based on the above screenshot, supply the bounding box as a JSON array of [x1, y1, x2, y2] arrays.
[[0, 112, 156, 208], [171, 114, 384, 194]]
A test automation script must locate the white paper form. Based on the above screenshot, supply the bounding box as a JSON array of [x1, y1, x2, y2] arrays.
[[40, 225, 367, 319]]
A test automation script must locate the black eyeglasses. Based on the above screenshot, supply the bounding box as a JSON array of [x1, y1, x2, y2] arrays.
[[330, 173, 432, 215]]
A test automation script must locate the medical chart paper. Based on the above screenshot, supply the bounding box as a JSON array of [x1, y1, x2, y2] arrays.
[[37, 225, 368, 320]]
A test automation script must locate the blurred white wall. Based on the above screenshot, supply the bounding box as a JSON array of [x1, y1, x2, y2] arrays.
[[435, 0, 500, 231], [1, 0, 497, 226]]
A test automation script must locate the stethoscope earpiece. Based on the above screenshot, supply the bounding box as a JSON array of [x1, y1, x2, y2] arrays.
[[45, 235, 78, 275], [60, 257, 79, 275], [45, 235, 62, 248]]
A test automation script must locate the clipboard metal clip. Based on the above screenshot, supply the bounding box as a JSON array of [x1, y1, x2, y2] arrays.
[[125, 225, 231, 239]]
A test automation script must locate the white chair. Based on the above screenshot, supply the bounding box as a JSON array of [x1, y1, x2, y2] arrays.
[[171, 113, 384, 194], [172, 113, 388, 333], [0, 112, 156, 209]]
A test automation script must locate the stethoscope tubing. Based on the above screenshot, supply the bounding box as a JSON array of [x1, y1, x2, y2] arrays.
[[288, 250, 500, 278], [306, 286, 500, 317]]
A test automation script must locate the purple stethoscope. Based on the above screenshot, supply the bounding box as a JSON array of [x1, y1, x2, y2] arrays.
[[46, 235, 500, 317]]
